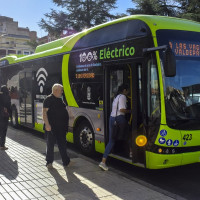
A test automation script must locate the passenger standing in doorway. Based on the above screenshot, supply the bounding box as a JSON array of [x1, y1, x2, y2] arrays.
[[99, 84, 131, 171], [0, 85, 11, 150], [43, 84, 70, 168]]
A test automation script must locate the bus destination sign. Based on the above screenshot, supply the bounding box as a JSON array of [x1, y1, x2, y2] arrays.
[[169, 41, 200, 57]]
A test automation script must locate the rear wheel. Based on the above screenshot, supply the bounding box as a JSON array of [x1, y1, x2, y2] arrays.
[[76, 120, 95, 156], [11, 107, 18, 128]]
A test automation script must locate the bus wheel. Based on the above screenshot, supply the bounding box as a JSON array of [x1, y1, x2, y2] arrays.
[[76, 120, 95, 156], [11, 107, 18, 128]]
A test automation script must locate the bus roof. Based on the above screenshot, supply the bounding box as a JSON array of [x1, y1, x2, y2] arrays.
[[1, 15, 200, 65], [35, 34, 74, 53]]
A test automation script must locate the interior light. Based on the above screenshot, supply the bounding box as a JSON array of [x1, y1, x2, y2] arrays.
[[136, 135, 147, 147]]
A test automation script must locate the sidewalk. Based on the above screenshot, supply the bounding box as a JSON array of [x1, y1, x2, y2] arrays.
[[0, 127, 175, 200]]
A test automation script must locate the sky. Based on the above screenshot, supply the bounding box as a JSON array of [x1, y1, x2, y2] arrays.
[[0, 0, 133, 38]]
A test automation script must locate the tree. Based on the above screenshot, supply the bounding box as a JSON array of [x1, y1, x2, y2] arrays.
[[26, 39, 40, 50], [175, 0, 200, 22], [127, 0, 178, 17], [39, 0, 117, 36], [127, 0, 200, 23]]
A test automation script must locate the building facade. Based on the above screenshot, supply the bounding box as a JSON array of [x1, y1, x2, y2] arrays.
[[0, 16, 37, 58]]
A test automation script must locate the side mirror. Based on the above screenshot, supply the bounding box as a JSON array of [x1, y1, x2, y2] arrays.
[[163, 47, 176, 77]]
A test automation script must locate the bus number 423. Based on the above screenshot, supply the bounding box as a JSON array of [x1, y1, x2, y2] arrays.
[[183, 134, 192, 141]]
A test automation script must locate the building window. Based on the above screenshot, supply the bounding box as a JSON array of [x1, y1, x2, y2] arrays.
[[17, 50, 22, 54], [0, 49, 6, 56], [24, 51, 30, 55], [8, 50, 16, 54]]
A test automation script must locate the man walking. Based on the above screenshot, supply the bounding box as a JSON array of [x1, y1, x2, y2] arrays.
[[43, 83, 70, 168], [0, 85, 11, 150]]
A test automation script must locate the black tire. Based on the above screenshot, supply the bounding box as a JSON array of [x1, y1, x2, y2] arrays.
[[76, 120, 95, 156], [11, 107, 18, 128]]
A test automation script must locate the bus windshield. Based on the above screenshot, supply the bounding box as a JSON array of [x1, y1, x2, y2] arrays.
[[157, 29, 200, 130]]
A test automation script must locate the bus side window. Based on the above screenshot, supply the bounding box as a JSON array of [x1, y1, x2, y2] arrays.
[[147, 58, 161, 122]]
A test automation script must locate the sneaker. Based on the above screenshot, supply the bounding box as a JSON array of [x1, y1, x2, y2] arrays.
[[0, 146, 8, 150], [99, 162, 108, 171], [46, 163, 53, 169]]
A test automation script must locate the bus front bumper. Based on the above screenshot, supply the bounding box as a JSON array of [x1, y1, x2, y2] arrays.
[[146, 151, 200, 169]]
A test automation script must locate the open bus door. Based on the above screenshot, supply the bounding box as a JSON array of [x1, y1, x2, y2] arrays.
[[131, 64, 146, 166], [104, 62, 146, 167], [19, 71, 34, 128]]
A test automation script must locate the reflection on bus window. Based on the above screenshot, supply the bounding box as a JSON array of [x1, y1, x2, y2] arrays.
[[110, 70, 123, 102], [71, 82, 103, 109], [165, 59, 200, 127], [183, 88, 192, 106], [147, 58, 160, 121]]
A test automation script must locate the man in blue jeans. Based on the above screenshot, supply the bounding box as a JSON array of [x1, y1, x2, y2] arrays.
[[99, 84, 131, 171], [43, 84, 70, 169]]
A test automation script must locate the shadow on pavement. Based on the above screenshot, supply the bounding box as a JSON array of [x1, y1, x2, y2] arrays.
[[0, 151, 19, 181], [48, 167, 97, 200]]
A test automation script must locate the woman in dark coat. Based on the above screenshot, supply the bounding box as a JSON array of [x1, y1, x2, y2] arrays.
[[0, 85, 11, 150]]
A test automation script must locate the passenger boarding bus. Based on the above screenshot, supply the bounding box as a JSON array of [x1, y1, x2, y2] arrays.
[[1, 15, 200, 169]]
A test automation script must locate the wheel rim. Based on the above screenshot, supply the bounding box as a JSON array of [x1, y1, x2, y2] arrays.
[[79, 126, 93, 149]]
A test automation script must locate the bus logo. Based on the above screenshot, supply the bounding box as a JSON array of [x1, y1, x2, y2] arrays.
[[79, 51, 98, 63], [36, 68, 48, 93]]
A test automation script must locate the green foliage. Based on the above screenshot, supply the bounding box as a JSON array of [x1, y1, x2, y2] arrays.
[[39, 0, 200, 37], [115, 13, 128, 19], [175, 0, 200, 22], [26, 40, 40, 50], [39, 0, 117, 36], [127, 0, 200, 23], [127, 0, 177, 16]]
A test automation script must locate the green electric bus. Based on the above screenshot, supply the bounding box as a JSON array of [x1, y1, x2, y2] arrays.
[[1, 15, 200, 169]]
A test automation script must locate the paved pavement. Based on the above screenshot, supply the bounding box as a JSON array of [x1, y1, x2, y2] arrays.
[[0, 126, 175, 200]]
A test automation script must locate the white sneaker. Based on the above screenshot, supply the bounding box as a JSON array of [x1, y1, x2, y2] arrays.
[[99, 162, 108, 171]]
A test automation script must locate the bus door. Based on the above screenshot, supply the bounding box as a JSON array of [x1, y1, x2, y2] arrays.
[[104, 63, 146, 166], [19, 71, 34, 128]]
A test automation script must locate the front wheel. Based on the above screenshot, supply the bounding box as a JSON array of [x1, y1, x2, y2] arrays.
[[76, 120, 95, 156]]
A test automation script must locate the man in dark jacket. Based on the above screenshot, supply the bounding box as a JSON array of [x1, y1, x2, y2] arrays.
[[0, 85, 11, 150], [43, 83, 70, 169]]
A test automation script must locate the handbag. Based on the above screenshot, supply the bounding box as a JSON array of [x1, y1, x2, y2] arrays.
[[112, 120, 120, 140], [112, 95, 121, 140]]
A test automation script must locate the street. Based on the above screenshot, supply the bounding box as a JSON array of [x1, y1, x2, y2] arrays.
[[1, 126, 200, 199], [107, 154, 200, 200]]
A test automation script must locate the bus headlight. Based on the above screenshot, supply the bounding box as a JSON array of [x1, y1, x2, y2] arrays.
[[136, 135, 147, 147]]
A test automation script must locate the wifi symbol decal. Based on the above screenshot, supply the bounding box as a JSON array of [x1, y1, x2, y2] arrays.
[[36, 68, 48, 93]]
